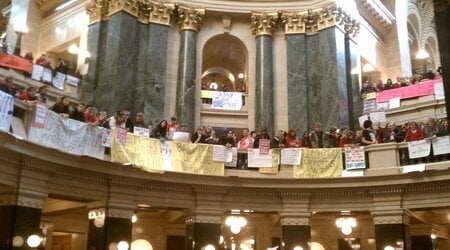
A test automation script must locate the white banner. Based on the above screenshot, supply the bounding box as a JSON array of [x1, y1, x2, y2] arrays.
[[52, 72, 66, 90], [161, 141, 172, 171], [224, 147, 238, 167], [66, 75, 80, 87], [248, 148, 273, 168], [133, 127, 150, 137], [0, 91, 14, 132], [28, 110, 105, 159], [431, 136, 450, 155], [211, 91, 242, 110], [408, 139, 431, 159], [212, 145, 226, 162], [42, 68, 53, 83], [344, 146, 366, 170], [280, 148, 301, 165], [31, 65, 44, 81], [434, 82, 445, 100]]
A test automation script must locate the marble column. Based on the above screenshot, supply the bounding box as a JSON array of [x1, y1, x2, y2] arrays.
[[280, 192, 311, 250], [433, 0, 450, 134], [251, 13, 277, 135], [134, 2, 173, 127], [175, 7, 204, 133], [371, 210, 412, 250], [86, 205, 133, 250], [345, 34, 362, 131], [286, 34, 308, 133]]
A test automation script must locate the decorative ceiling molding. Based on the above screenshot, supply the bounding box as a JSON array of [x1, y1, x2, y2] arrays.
[[358, 0, 394, 30]]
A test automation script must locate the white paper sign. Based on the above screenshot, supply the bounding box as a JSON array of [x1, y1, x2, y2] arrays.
[[28, 110, 105, 159], [211, 91, 243, 110], [408, 139, 431, 159], [431, 136, 450, 155], [224, 147, 238, 167], [344, 146, 366, 170], [161, 141, 172, 171], [212, 145, 226, 162], [10, 116, 27, 139], [388, 97, 401, 109], [33, 102, 47, 128], [66, 75, 80, 87], [369, 111, 386, 124], [42, 68, 53, 83], [101, 128, 112, 147], [52, 72, 66, 90], [434, 82, 445, 100], [402, 164, 426, 173], [341, 170, 365, 177], [0, 91, 14, 132], [31, 65, 44, 81], [133, 127, 150, 137], [247, 148, 273, 168], [377, 102, 389, 111], [172, 132, 190, 142], [280, 148, 301, 165], [358, 114, 369, 129]]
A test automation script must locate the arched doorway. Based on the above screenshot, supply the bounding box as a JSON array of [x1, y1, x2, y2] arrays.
[[201, 34, 248, 92]]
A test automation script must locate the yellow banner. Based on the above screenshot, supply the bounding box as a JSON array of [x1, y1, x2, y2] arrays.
[[201, 90, 214, 98], [366, 92, 376, 100], [259, 149, 280, 174], [293, 148, 343, 178], [170, 141, 224, 176], [111, 132, 224, 176]]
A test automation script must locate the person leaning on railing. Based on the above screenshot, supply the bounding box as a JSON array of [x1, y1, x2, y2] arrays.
[[50, 96, 71, 118], [403, 121, 424, 142], [0, 76, 17, 96], [361, 120, 377, 146]]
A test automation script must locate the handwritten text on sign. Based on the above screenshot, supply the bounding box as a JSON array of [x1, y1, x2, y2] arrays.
[[0, 91, 14, 132], [344, 146, 366, 170], [211, 91, 242, 110]]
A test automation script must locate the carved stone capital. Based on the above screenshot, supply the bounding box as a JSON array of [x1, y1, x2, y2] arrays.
[[281, 3, 359, 37], [177, 6, 205, 32], [86, 0, 107, 24], [371, 209, 412, 225], [185, 210, 223, 224], [251, 12, 278, 37], [280, 211, 311, 226], [137, 0, 174, 25], [433, 0, 450, 13]]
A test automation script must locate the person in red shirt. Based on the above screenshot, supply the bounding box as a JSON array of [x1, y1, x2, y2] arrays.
[[403, 121, 425, 142], [285, 128, 300, 148], [19, 86, 37, 103]]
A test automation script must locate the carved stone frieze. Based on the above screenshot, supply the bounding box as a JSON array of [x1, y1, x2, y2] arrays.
[[371, 209, 412, 225], [176, 5, 205, 32], [86, 0, 109, 24], [251, 12, 278, 37], [280, 211, 311, 225], [185, 210, 223, 224], [281, 3, 359, 37]]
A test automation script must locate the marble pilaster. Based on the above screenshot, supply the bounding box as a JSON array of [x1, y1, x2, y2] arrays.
[[306, 27, 348, 129], [134, 23, 169, 127], [255, 35, 274, 134], [346, 35, 362, 131], [175, 30, 197, 132], [81, 22, 102, 106], [94, 11, 138, 115], [372, 209, 412, 250], [286, 34, 308, 133]]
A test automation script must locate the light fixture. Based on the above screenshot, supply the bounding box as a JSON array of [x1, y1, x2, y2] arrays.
[[362, 64, 375, 72], [293, 246, 304, 250], [131, 213, 137, 223], [68, 44, 79, 55], [219, 236, 224, 244], [225, 216, 247, 234], [204, 244, 215, 250], [431, 234, 437, 239], [335, 217, 357, 235], [27, 234, 41, 248], [117, 241, 129, 250], [416, 49, 429, 59], [238, 73, 244, 79], [384, 246, 395, 250]]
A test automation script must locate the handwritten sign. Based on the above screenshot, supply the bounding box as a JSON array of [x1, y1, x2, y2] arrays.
[[294, 148, 343, 178], [388, 97, 400, 109], [369, 111, 386, 124], [224, 147, 238, 167], [33, 102, 47, 128], [259, 139, 271, 155], [431, 136, 450, 155], [52, 72, 65, 90], [42, 67, 53, 83], [161, 141, 172, 171], [101, 128, 111, 147], [116, 127, 128, 144], [66, 75, 80, 87], [31, 65, 44, 81], [172, 132, 190, 142], [211, 91, 242, 110], [280, 148, 301, 165], [133, 127, 150, 137], [344, 146, 366, 170], [358, 114, 368, 128], [248, 148, 273, 168], [407, 139, 431, 159], [0, 91, 14, 132], [212, 145, 226, 162]]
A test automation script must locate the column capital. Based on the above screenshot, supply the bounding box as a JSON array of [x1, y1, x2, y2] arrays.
[[177, 6, 205, 32], [280, 3, 359, 37], [371, 209, 412, 225], [137, 1, 174, 25], [250, 12, 278, 37], [88, 201, 135, 219], [185, 209, 223, 224], [86, 0, 140, 24], [280, 212, 311, 226]]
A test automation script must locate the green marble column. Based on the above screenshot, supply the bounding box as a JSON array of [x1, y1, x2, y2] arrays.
[[81, 22, 103, 106], [176, 29, 198, 132], [374, 224, 411, 250], [0, 205, 42, 250], [282, 225, 311, 250]]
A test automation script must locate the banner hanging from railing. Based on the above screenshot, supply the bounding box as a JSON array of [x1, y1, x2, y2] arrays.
[[0, 91, 14, 132], [28, 110, 105, 159], [211, 91, 242, 110], [294, 148, 343, 178]]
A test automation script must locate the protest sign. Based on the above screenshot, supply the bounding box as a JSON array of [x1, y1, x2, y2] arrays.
[[431, 136, 450, 155], [213, 145, 226, 162], [294, 148, 343, 178], [248, 148, 272, 168], [101, 128, 111, 147], [133, 127, 150, 137], [52, 72, 65, 90], [0, 91, 14, 132], [280, 148, 301, 165], [116, 127, 128, 144], [259, 139, 271, 155], [33, 102, 47, 128], [407, 139, 431, 159], [211, 91, 242, 110], [31, 65, 44, 81], [344, 146, 366, 170], [224, 147, 238, 167]]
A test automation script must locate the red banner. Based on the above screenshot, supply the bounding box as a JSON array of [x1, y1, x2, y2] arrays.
[[0, 52, 33, 73], [376, 79, 440, 103]]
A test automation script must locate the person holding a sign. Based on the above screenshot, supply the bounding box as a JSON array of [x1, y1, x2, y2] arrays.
[[253, 127, 271, 148], [130, 112, 146, 133]]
